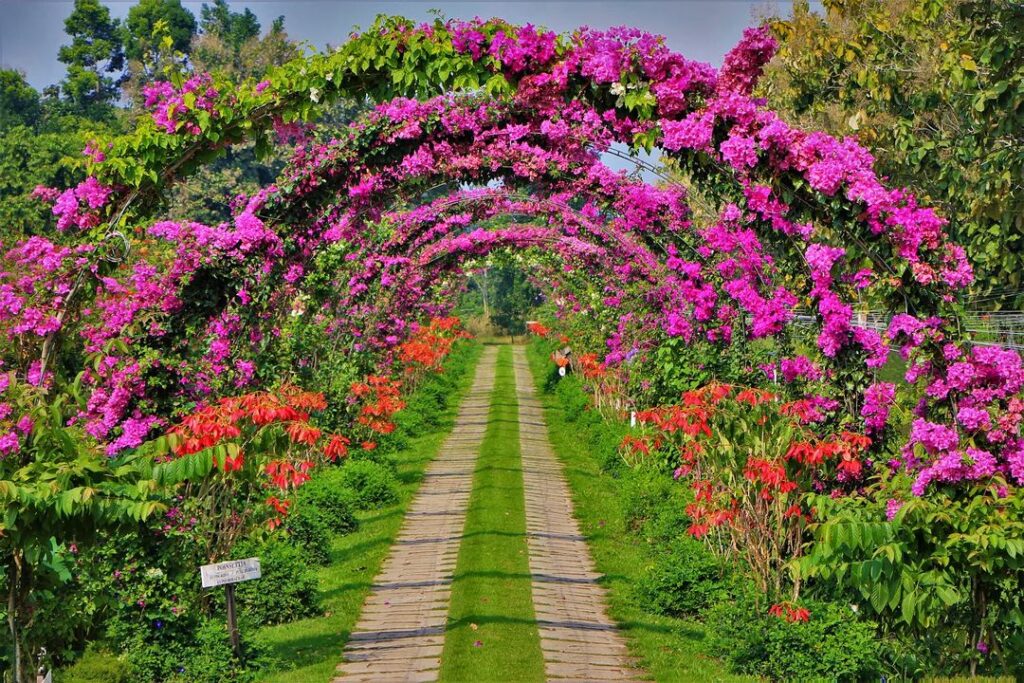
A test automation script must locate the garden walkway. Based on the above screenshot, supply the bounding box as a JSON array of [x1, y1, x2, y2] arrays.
[[334, 347, 497, 683], [334, 345, 641, 682], [512, 347, 643, 682]]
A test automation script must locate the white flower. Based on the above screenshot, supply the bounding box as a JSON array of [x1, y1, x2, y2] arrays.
[[610, 82, 626, 96], [310, 87, 321, 103], [325, 71, 334, 82]]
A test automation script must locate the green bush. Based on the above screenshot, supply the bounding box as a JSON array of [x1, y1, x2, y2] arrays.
[[284, 504, 333, 565], [589, 420, 628, 475], [295, 469, 359, 534], [620, 467, 685, 537], [706, 591, 881, 681], [338, 459, 400, 509], [58, 646, 129, 683], [554, 374, 591, 424], [635, 538, 727, 618], [228, 538, 321, 627], [111, 613, 272, 683]]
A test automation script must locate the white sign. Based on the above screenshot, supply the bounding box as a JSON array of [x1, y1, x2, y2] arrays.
[[200, 557, 261, 588]]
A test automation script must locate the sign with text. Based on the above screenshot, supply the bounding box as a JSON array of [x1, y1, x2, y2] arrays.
[[200, 557, 261, 588]]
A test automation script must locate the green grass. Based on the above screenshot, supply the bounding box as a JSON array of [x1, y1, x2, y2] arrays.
[[438, 345, 545, 683], [256, 342, 484, 683], [524, 342, 751, 683]]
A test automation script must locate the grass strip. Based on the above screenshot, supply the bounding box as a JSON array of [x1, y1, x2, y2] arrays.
[[438, 345, 545, 683], [257, 341, 483, 682], [524, 341, 750, 683]]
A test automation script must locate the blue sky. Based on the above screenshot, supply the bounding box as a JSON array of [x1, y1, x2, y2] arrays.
[[0, 1, 820, 89]]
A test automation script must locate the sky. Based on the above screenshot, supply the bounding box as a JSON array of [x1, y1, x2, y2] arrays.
[[0, 0, 822, 90]]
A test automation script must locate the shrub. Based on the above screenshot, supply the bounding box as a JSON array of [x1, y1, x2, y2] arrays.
[[635, 538, 727, 618], [620, 466, 685, 537], [295, 469, 358, 534], [338, 459, 400, 509], [112, 614, 272, 683], [59, 647, 129, 683], [228, 538, 321, 627], [285, 504, 333, 565], [554, 374, 591, 424], [706, 591, 881, 681], [396, 378, 451, 435], [591, 421, 629, 476]]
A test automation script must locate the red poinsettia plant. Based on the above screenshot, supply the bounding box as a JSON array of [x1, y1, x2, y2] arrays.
[[148, 383, 350, 561], [397, 316, 470, 381], [624, 382, 872, 607]]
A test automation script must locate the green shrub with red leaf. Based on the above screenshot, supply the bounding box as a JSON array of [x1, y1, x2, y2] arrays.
[[144, 383, 349, 563], [624, 382, 873, 603], [397, 316, 470, 382]]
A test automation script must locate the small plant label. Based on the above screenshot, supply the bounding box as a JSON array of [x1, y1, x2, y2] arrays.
[[200, 557, 261, 588]]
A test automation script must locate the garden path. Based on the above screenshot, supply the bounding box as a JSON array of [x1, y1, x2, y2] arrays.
[[513, 347, 643, 683], [333, 347, 497, 683], [334, 345, 641, 682]]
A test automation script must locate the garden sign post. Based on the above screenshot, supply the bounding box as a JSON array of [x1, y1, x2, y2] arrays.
[[200, 557, 262, 656]]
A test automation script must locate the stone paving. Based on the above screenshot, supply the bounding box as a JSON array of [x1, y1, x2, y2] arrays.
[[335, 346, 643, 682], [333, 347, 497, 683], [512, 347, 644, 683]]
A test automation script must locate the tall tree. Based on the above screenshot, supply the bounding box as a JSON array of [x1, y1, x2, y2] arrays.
[[123, 0, 197, 63], [489, 264, 541, 340], [200, 0, 260, 52], [0, 69, 41, 130], [762, 0, 1024, 307], [191, 10, 296, 81], [57, 0, 124, 114]]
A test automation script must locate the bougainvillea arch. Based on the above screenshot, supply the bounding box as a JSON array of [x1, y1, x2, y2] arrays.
[[4, 15, 1022, 497]]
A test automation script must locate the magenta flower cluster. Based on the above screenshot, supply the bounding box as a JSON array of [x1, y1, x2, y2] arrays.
[[0, 16, 1017, 500], [143, 73, 220, 135]]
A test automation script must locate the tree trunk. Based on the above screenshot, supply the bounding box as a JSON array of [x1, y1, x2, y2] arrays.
[[7, 555, 22, 683]]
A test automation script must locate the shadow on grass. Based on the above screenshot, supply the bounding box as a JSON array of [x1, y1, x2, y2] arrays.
[[263, 628, 348, 669], [441, 612, 687, 639]]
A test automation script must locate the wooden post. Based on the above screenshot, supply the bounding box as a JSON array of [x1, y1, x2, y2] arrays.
[[225, 584, 241, 657]]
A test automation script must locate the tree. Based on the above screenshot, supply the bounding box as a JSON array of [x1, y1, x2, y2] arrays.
[[762, 0, 1024, 307], [0, 126, 87, 242], [123, 0, 197, 63], [57, 0, 125, 115], [200, 0, 261, 52], [191, 13, 297, 82], [489, 264, 541, 340], [0, 70, 41, 131]]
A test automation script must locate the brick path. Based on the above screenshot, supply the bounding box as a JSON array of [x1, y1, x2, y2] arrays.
[[335, 346, 643, 682], [512, 347, 644, 682], [333, 347, 497, 683]]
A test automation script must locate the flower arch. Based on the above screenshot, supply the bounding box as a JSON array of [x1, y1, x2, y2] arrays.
[[3, 15, 1021, 495]]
